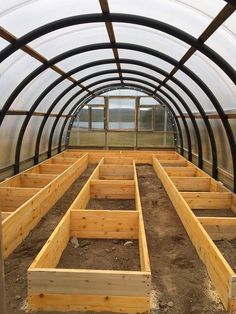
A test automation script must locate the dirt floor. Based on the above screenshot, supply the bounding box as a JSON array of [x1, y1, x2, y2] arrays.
[[3, 163, 232, 314]]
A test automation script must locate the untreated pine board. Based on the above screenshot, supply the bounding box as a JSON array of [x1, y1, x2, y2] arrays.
[[70, 210, 138, 239], [164, 167, 197, 177], [198, 217, 236, 240], [45, 157, 79, 165], [28, 164, 69, 175], [0, 187, 40, 212], [28, 294, 150, 313], [171, 177, 211, 192], [104, 157, 134, 165], [159, 160, 188, 167], [0, 173, 57, 188], [90, 179, 135, 199], [155, 153, 180, 160], [181, 192, 232, 209], [28, 269, 150, 296], [2, 154, 88, 258], [99, 165, 134, 180], [30, 211, 70, 269], [1, 212, 11, 221], [152, 156, 234, 310]]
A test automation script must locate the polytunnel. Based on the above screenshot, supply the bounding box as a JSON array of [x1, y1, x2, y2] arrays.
[[0, 1, 236, 313]]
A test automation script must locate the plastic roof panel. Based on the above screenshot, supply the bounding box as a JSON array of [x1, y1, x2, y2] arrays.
[[114, 23, 190, 60], [109, 0, 216, 37], [0, 0, 101, 36]]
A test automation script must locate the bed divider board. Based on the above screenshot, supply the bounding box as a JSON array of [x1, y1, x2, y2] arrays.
[[152, 153, 236, 311], [28, 154, 151, 313], [0, 153, 88, 258]]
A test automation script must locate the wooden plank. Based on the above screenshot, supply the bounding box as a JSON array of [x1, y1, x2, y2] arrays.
[[181, 192, 232, 209], [171, 177, 211, 192], [159, 160, 188, 167], [30, 211, 70, 269], [70, 210, 138, 239], [90, 179, 135, 199], [0, 187, 40, 212], [1, 212, 11, 221], [19, 173, 57, 188], [2, 154, 88, 258], [198, 217, 236, 240], [104, 157, 133, 165], [153, 156, 234, 310], [70, 159, 102, 209], [28, 294, 150, 313], [99, 165, 134, 180], [45, 157, 79, 165], [28, 164, 69, 175], [164, 167, 197, 177], [28, 269, 150, 296]]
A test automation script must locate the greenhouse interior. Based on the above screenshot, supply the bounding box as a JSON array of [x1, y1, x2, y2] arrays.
[[0, 1, 236, 313]]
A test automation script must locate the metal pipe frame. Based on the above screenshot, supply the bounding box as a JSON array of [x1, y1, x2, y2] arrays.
[[0, 15, 235, 189], [33, 58, 216, 176]]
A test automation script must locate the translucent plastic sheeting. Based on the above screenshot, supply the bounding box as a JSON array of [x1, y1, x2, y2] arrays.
[[186, 119, 198, 155], [90, 80, 122, 93], [0, 115, 24, 168], [61, 90, 91, 115], [62, 118, 71, 147], [157, 93, 179, 115], [56, 50, 115, 72], [30, 24, 110, 59], [39, 117, 56, 153], [52, 117, 66, 148], [118, 50, 174, 73], [83, 73, 120, 87], [21, 116, 44, 162], [48, 83, 81, 113], [0, 0, 101, 36], [120, 64, 166, 82], [37, 80, 73, 113], [206, 23, 236, 69], [102, 90, 146, 97], [109, 0, 218, 37], [113, 23, 190, 60], [72, 64, 118, 81], [87, 97, 105, 105], [140, 98, 160, 105], [167, 80, 199, 113], [185, 52, 236, 110], [0, 51, 42, 108], [121, 74, 158, 89], [174, 70, 216, 112], [196, 119, 211, 162], [158, 86, 187, 114], [9, 69, 61, 111]]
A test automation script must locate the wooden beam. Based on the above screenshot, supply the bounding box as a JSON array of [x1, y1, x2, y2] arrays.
[[90, 179, 135, 199], [181, 192, 232, 209], [171, 177, 211, 192], [164, 167, 197, 177], [198, 217, 236, 240], [99, 165, 134, 180], [70, 210, 138, 239]]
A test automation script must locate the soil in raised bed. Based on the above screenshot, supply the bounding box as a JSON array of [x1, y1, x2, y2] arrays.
[[193, 208, 236, 217], [57, 238, 140, 271], [214, 238, 236, 273], [4, 165, 96, 314], [86, 198, 135, 210], [4, 163, 229, 314]]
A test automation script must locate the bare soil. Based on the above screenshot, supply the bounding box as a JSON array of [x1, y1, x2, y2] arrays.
[[86, 199, 135, 210], [4, 164, 231, 314], [58, 239, 140, 271]]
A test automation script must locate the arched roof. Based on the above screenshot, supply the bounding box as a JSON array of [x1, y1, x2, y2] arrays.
[[0, 0, 235, 189]]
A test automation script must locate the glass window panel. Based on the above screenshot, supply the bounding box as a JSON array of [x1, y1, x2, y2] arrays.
[[114, 23, 190, 60], [0, 0, 101, 36], [91, 107, 104, 129], [139, 108, 153, 130], [109, 98, 135, 130], [109, 0, 216, 37]]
